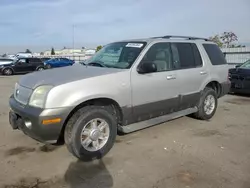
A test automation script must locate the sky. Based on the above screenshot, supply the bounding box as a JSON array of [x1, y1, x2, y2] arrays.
[[0, 0, 250, 53]]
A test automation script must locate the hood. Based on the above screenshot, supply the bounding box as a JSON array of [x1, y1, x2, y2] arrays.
[[18, 64, 125, 89], [229, 67, 250, 74]]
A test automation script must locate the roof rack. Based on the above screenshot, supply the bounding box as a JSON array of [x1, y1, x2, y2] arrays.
[[152, 35, 210, 41]]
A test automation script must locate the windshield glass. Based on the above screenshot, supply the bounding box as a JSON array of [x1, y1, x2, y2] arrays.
[[84, 41, 147, 69], [240, 59, 250, 68], [12, 59, 18, 64]]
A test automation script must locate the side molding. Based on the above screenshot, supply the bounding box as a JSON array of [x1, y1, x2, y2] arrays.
[[118, 107, 198, 133]]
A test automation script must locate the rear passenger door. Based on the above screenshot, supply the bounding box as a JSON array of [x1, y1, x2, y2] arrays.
[[29, 58, 42, 71], [170, 42, 209, 110]]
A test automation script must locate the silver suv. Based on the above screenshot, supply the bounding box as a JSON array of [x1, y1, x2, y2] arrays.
[[9, 36, 230, 160]]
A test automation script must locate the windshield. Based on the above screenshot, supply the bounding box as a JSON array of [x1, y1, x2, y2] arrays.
[[84, 41, 147, 69], [240, 59, 250, 68]]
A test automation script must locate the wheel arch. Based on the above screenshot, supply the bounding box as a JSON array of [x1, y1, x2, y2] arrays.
[[2, 67, 14, 74], [36, 65, 44, 71], [203, 80, 222, 97], [57, 97, 123, 144]]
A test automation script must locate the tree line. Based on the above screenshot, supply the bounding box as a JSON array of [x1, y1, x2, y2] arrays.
[[209, 31, 245, 48]]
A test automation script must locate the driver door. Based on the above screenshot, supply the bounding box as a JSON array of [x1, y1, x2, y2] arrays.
[[130, 42, 180, 123], [14, 59, 30, 73]]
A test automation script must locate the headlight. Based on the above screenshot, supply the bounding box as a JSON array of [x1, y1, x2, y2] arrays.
[[29, 85, 53, 108]]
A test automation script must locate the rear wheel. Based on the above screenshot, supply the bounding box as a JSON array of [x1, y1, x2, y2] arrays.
[[3, 68, 13, 75], [193, 87, 217, 120], [37, 67, 44, 71], [64, 106, 117, 161]]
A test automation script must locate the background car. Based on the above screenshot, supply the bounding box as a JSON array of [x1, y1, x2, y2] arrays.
[[0, 57, 44, 75], [44, 58, 75, 69], [229, 59, 250, 94], [0, 58, 13, 65]]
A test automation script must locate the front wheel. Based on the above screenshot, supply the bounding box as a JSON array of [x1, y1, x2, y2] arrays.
[[64, 106, 117, 161], [3, 68, 13, 75], [193, 87, 218, 120]]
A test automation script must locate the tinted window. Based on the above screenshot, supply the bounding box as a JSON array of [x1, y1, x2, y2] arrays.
[[203, 44, 227, 65], [141, 42, 173, 72], [171, 43, 196, 69], [30, 58, 41, 63]]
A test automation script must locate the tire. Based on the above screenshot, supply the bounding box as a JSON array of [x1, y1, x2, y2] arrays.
[[193, 87, 218, 120], [64, 105, 117, 161], [46, 64, 52, 69], [37, 66, 44, 71], [3, 68, 13, 75]]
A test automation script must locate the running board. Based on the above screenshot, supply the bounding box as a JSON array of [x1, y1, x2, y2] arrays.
[[118, 107, 198, 133]]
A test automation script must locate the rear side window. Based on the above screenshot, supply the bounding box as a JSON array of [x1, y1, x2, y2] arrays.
[[203, 44, 227, 65], [171, 43, 201, 69], [31, 58, 42, 63]]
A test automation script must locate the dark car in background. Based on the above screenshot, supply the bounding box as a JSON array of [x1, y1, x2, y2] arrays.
[[229, 59, 250, 94], [0, 57, 44, 75], [44, 58, 75, 69]]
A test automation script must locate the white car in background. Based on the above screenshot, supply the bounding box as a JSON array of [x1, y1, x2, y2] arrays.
[[15, 52, 32, 58], [0, 58, 13, 65]]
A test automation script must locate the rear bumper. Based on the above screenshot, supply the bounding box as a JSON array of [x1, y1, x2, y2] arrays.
[[9, 95, 73, 144], [219, 81, 231, 97]]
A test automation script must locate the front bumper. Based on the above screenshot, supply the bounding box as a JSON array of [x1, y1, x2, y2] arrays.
[[9, 95, 73, 144], [230, 79, 250, 95]]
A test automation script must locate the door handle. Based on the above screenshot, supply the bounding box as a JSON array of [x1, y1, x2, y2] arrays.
[[166, 75, 176, 80], [200, 71, 207, 75]]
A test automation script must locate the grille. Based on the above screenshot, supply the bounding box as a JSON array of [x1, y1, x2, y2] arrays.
[[14, 83, 32, 105]]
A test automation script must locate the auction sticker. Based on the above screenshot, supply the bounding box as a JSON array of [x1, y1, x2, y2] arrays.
[[126, 43, 144, 48]]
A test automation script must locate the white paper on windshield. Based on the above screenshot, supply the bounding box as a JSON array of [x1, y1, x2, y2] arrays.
[[126, 43, 144, 48]]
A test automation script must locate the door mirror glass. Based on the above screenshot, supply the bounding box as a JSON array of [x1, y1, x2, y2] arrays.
[[137, 62, 157, 74]]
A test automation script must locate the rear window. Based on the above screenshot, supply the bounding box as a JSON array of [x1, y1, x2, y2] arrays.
[[203, 44, 227, 65]]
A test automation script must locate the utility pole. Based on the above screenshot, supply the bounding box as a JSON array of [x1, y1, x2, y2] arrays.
[[72, 24, 75, 61]]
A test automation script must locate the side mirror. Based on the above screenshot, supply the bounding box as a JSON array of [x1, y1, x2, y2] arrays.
[[235, 65, 240, 68], [137, 62, 157, 74]]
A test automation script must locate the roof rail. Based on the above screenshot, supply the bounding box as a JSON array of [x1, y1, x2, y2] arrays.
[[162, 35, 210, 41]]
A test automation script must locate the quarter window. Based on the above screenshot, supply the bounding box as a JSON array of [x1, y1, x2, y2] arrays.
[[203, 44, 227, 65]]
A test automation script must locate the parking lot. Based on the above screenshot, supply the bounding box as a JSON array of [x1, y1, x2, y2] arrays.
[[0, 76, 249, 188]]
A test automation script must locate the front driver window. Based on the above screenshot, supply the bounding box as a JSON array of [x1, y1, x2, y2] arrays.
[[140, 42, 173, 72], [18, 59, 26, 64]]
